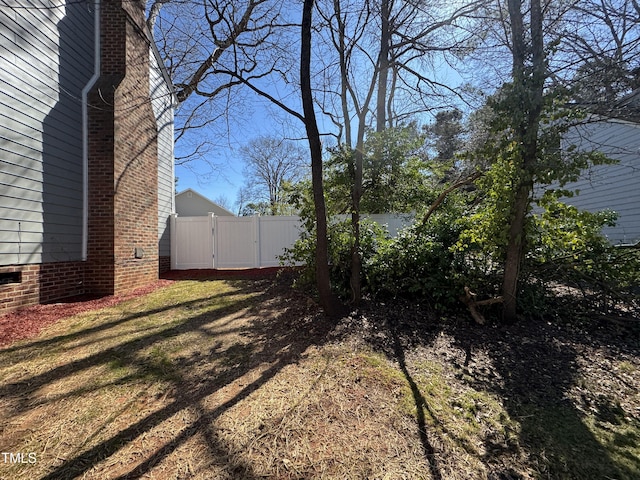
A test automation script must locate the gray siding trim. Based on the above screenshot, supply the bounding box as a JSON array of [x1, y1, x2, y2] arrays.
[[0, 1, 94, 265]]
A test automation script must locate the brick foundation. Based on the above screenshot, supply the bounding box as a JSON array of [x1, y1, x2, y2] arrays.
[[159, 256, 171, 274], [0, 262, 85, 314]]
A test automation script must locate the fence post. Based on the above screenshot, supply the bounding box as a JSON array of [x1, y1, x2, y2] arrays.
[[253, 215, 260, 268], [170, 213, 178, 270], [209, 212, 216, 269]]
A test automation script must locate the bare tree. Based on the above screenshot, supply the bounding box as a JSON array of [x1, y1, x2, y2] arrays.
[[302, 0, 337, 316], [148, 0, 300, 165], [557, 0, 640, 105], [213, 194, 233, 212], [240, 136, 306, 215], [315, 0, 484, 304]]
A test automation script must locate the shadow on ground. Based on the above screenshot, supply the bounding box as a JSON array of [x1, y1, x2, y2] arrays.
[[360, 298, 640, 479], [0, 274, 335, 479]]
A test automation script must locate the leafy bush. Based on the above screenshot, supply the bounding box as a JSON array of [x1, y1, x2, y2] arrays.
[[523, 192, 640, 313], [281, 218, 389, 299], [367, 195, 479, 310]]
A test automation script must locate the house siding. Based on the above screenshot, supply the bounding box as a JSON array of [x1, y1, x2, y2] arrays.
[[150, 44, 175, 270], [0, 0, 174, 315], [175, 189, 235, 217], [561, 118, 640, 245], [0, 0, 94, 265]]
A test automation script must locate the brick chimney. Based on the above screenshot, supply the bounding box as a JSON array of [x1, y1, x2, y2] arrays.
[[86, 0, 158, 295]]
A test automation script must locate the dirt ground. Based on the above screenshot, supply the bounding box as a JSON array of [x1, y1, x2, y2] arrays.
[[1, 270, 638, 479]]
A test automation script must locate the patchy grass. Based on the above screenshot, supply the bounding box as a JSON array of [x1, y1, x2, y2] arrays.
[[0, 277, 638, 479]]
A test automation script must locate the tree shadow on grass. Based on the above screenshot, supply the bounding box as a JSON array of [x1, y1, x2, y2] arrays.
[[0, 278, 335, 479], [343, 303, 445, 479], [360, 299, 639, 480], [444, 317, 639, 479], [388, 316, 443, 480]]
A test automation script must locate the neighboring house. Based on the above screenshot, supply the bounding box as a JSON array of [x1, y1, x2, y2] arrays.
[[0, 0, 175, 314], [557, 91, 640, 246], [175, 189, 235, 217]]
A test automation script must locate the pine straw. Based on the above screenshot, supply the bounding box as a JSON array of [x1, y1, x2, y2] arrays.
[[213, 345, 432, 479], [0, 279, 438, 479], [0, 277, 638, 479]]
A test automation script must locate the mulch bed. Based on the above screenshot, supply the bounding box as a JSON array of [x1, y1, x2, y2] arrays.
[[161, 266, 288, 280], [0, 268, 290, 348], [0, 280, 174, 347]]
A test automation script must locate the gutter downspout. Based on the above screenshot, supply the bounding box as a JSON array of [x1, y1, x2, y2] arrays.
[[81, 0, 101, 261]]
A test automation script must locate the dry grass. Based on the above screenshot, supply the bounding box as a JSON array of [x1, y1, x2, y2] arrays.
[[0, 279, 435, 479], [0, 277, 638, 479]]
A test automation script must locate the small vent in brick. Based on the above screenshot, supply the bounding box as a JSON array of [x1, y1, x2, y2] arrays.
[[0, 272, 21, 285]]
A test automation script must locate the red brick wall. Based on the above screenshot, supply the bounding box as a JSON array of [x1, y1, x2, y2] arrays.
[[87, 0, 158, 296], [0, 262, 85, 314], [113, 1, 158, 293]]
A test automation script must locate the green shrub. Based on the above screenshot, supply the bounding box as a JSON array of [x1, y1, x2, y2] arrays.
[[367, 195, 479, 310], [281, 218, 389, 299]]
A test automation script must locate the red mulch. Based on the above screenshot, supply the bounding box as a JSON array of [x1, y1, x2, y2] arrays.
[[0, 280, 175, 348], [161, 266, 291, 280], [0, 268, 293, 348]]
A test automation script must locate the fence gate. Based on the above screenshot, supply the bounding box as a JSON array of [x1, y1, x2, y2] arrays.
[[170, 215, 214, 269], [171, 214, 302, 270]]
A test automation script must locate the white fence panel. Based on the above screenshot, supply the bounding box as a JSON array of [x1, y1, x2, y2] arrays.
[[171, 213, 412, 270], [171, 215, 214, 269], [258, 216, 303, 267], [332, 213, 414, 237], [214, 216, 257, 268], [364, 213, 413, 237]]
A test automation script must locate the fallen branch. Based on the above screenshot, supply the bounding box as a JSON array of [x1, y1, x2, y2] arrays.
[[421, 171, 482, 225], [461, 286, 503, 325]]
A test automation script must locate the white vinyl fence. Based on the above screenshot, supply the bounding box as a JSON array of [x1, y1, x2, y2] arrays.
[[171, 214, 303, 270], [170, 213, 413, 270]]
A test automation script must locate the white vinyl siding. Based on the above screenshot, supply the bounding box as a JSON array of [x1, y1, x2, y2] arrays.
[[175, 189, 235, 217], [150, 44, 175, 258]]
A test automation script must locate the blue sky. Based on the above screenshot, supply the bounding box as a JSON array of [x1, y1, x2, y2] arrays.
[[171, 35, 468, 214], [174, 102, 296, 212], [173, 90, 329, 212]]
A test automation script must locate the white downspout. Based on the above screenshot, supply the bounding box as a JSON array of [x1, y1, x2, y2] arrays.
[[81, 0, 100, 261]]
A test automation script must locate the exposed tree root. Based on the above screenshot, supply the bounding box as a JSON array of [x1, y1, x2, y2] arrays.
[[461, 286, 504, 325]]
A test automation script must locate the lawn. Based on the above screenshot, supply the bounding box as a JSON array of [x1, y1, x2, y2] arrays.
[[0, 274, 638, 479]]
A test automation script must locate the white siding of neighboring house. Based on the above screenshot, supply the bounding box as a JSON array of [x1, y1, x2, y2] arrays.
[[150, 43, 175, 259], [0, 0, 94, 265], [175, 189, 235, 217], [559, 117, 640, 245]]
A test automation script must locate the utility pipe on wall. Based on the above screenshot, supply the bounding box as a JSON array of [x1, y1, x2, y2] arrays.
[[81, 0, 101, 261]]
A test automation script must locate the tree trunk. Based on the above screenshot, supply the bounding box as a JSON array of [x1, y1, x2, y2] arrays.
[[376, 0, 390, 133], [350, 102, 369, 305], [333, 0, 352, 147], [501, 182, 530, 322], [301, 0, 335, 316], [502, 0, 544, 323], [350, 146, 363, 304]]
